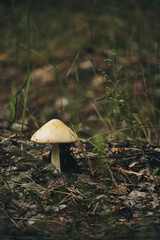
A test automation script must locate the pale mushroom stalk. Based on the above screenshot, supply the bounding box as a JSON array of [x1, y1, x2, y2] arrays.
[[51, 143, 61, 173]]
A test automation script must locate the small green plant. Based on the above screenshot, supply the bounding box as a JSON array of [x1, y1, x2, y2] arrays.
[[95, 50, 160, 185], [97, 50, 141, 146], [8, 77, 29, 123], [152, 167, 159, 179], [94, 134, 117, 186]]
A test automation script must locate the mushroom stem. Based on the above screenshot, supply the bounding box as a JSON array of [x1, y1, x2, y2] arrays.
[[51, 143, 61, 173]]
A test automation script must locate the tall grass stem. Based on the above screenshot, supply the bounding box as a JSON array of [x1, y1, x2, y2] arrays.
[[22, 0, 31, 130]]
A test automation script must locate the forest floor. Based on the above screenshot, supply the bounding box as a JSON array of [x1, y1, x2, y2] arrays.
[[0, 55, 160, 239], [0, 121, 160, 239]]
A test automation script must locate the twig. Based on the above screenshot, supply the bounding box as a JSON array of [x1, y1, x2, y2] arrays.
[[59, 194, 71, 204], [91, 202, 99, 214], [66, 185, 87, 199], [0, 202, 20, 228], [0, 216, 67, 226], [78, 140, 95, 176], [70, 121, 95, 176]]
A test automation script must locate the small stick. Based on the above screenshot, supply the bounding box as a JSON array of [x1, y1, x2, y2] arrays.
[[78, 139, 95, 176], [0, 202, 19, 228], [70, 121, 95, 176], [0, 217, 67, 226]]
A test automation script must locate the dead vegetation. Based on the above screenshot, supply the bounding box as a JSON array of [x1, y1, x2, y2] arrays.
[[0, 124, 160, 239]]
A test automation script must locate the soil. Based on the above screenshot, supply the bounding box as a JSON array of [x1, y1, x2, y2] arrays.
[[0, 121, 160, 239]]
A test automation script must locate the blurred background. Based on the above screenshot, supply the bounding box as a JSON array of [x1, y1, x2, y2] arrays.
[[0, 0, 160, 142]]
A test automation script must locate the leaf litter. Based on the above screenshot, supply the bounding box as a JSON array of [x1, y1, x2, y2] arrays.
[[0, 126, 160, 239]]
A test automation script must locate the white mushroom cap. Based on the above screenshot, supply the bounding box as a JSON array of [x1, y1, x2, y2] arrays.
[[31, 119, 78, 144]]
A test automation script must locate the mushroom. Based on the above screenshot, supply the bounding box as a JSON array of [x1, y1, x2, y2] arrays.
[[31, 119, 78, 173]]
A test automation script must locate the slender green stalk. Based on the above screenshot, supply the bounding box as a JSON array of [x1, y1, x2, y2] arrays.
[[89, 0, 96, 63], [22, 0, 31, 130]]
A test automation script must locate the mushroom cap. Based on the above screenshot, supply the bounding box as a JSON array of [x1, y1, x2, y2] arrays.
[[31, 119, 78, 144]]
